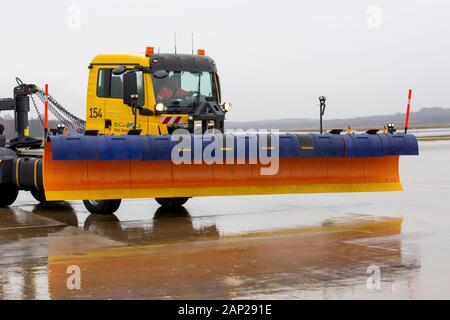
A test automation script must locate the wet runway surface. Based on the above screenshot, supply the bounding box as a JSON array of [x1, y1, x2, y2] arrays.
[[1, 141, 450, 299]]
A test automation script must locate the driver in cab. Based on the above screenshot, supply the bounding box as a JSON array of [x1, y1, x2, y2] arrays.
[[157, 74, 193, 101]]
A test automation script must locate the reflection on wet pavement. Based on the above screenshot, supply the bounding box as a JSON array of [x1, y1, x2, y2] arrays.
[[0, 198, 417, 300], [1, 141, 450, 299]]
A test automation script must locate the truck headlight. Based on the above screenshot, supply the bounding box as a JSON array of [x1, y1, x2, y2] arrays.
[[155, 103, 165, 112], [222, 102, 233, 112]]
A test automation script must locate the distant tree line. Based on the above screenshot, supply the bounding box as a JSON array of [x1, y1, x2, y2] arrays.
[[1, 107, 449, 139], [0, 117, 59, 139], [226, 107, 450, 131]]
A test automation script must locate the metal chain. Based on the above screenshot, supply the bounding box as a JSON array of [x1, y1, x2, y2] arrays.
[[48, 94, 86, 128], [35, 92, 75, 129], [35, 90, 78, 129], [30, 94, 44, 126], [35, 87, 86, 129]]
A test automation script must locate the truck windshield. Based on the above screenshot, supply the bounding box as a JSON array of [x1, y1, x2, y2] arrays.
[[152, 71, 216, 108]]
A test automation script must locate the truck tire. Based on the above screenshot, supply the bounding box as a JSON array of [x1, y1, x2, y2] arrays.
[[0, 184, 19, 208], [83, 200, 122, 215], [31, 189, 47, 203], [155, 197, 189, 208]]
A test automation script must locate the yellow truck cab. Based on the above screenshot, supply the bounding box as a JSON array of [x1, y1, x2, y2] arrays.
[[86, 48, 229, 135]]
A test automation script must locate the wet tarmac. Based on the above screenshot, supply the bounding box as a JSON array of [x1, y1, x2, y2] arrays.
[[1, 140, 450, 299]]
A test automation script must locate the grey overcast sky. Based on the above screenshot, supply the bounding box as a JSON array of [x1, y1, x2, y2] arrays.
[[0, 0, 449, 122]]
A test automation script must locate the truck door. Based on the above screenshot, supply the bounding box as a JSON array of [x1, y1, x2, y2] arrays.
[[100, 67, 149, 135], [86, 67, 107, 133]]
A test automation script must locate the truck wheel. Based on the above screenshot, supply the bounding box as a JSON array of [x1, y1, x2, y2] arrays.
[[83, 200, 122, 215], [31, 189, 47, 203], [155, 197, 189, 208], [0, 184, 19, 208]]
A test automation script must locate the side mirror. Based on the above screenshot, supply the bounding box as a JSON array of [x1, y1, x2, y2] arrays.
[[112, 66, 127, 76], [123, 72, 142, 107], [153, 70, 169, 79]]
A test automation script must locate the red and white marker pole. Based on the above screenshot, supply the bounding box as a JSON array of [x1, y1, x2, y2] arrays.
[[404, 89, 412, 134], [44, 84, 49, 139]]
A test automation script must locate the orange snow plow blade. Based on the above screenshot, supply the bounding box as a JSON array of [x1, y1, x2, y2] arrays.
[[41, 132, 417, 201]]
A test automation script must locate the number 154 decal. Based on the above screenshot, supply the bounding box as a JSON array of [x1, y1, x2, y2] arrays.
[[89, 107, 103, 118]]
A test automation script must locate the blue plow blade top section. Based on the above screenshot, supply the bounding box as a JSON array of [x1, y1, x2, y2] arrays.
[[49, 133, 419, 161]]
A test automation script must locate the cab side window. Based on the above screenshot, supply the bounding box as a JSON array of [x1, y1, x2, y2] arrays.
[[110, 73, 123, 99], [97, 68, 145, 106], [97, 69, 111, 98]]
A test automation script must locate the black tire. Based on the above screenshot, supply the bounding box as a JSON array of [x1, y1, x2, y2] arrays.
[[0, 184, 19, 208], [31, 189, 47, 203], [155, 197, 189, 208], [83, 199, 122, 215]]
